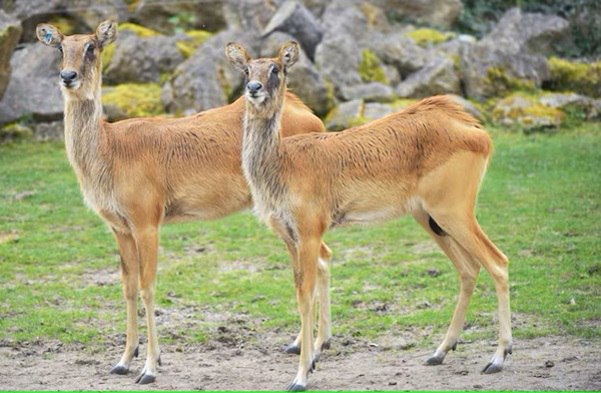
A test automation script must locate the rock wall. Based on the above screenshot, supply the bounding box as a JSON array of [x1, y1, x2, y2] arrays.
[[0, 0, 598, 141]]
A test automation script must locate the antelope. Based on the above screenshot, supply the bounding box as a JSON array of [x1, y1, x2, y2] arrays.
[[226, 40, 512, 391], [35, 21, 330, 384]]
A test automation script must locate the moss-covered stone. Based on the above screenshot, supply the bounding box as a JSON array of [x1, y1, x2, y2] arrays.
[[102, 83, 164, 118], [0, 122, 33, 143], [101, 42, 116, 73], [547, 57, 601, 98], [118, 22, 159, 38], [175, 30, 213, 59], [358, 49, 388, 84], [483, 66, 536, 97], [405, 28, 454, 48], [492, 92, 565, 132]]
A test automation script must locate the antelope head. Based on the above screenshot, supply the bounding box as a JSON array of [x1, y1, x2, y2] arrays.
[[36, 20, 117, 100], [225, 40, 299, 118]]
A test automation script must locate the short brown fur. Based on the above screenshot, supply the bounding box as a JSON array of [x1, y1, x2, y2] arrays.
[[36, 22, 326, 384], [227, 41, 511, 391]]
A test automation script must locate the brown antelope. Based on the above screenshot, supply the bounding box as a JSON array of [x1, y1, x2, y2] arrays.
[[226, 40, 512, 391], [35, 21, 330, 384]]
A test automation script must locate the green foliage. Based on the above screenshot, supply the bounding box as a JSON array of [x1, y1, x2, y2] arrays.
[[405, 28, 454, 47], [102, 83, 164, 117], [546, 57, 601, 98], [358, 50, 388, 84], [0, 126, 600, 348]]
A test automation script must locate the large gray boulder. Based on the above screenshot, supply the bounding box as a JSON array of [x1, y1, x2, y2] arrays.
[[396, 57, 460, 98], [373, 0, 462, 29], [262, 0, 323, 60], [4, 0, 127, 42], [325, 99, 363, 131], [0, 43, 63, 125], [340, 82, 394, 102], [223, 0, 284, 34], [261, 32, 334, 116], [371, 32, 428, 78], [462, 8, 570, 100], [0, 10, 22, 100], [104, 31, 184, 84], [131, 0, 226, 34], [162, 30, 259, 115], [314, 33, 362, 95]]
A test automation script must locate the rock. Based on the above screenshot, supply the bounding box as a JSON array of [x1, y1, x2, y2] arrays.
[[340, 82, 394, 102], [0, 10, 22, 100], [261, 32, 334, 116], [104, 31, 184, 84], [314, 33, 362, 94], [371, 32, 428, 78], [462, 8, 570, 99], [447, 94, 484, 122], [540, 92, 590, 109], [396, 57, 460, 98], [545, 57, 601, 99], [102, 83, 164, 121], [325, 99, 363, 131], [492, 93, 565, 133], [33, 120, 63, 141], [131, 0, 226, 34], [163, 30, 259, 115], [223, 0, 283, 34], [4, 0, 127, 42], [374, 0, 462, 29], [363, 102, 394, 121], [262, 0, 323, 60], [0, 43, 63, 125]]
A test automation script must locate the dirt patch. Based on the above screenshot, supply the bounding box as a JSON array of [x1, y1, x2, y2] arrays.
[[1, 335, 599, 390]]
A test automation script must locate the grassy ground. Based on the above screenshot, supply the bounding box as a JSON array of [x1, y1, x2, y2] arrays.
[[0, 124, 599, 351]]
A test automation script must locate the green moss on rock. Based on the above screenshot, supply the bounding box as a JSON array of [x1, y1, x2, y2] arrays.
[[101, 42, 116, 73], [548, 57, 601, 98], [118, 22, 159, 38], [405, 28, 454, 47], [359, 50, 388, 84], [484, 66, 536, 97], [103, 83, 164, 118], [492, 93, 565, 132], [176, 30, 213, 59]]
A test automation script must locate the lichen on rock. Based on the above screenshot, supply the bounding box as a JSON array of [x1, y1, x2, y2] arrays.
[[547, 57, 601, 98], [358, 49, 388, 84], [405, 28, 454, 48], [102, 83, 164, 120]]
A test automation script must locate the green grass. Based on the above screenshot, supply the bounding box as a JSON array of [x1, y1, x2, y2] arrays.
[[1, 124, 600, 350]]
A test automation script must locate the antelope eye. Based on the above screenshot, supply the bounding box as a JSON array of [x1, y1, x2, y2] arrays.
[[271, 66, 279, 75], [243, 67, 249, 76], [58, 45, 63, 53], [86, 44, 94, 53]]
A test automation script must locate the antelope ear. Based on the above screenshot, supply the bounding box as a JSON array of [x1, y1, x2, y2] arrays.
[[96, 20, 117, 49], [225, 42, 251, 71], [279, 41, 299, 70], [36, 23, 63, 48]]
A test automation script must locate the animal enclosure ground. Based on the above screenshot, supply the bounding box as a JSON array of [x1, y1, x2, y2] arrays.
[[0, 125, 600, 390]]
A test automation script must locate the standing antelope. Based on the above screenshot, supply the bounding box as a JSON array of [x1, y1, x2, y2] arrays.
[[35, 21, 330, 384], [226, 40, 512, 391]]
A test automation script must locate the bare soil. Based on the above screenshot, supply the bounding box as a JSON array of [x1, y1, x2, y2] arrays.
[[1, 334, 599, 391]]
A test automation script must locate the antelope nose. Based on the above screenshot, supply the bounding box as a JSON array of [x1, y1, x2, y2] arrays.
[[247, 81, 263, 94], [60, 70, 77, 82]]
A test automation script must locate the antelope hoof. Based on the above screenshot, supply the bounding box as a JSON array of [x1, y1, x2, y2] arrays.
[[135, 373, 156, 384], [287, 382, 306, 391], [425, 355, 444, 366], [482, 362, 503, 374], [285, 344, 301, 355], [110, 365, 129, 375]]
